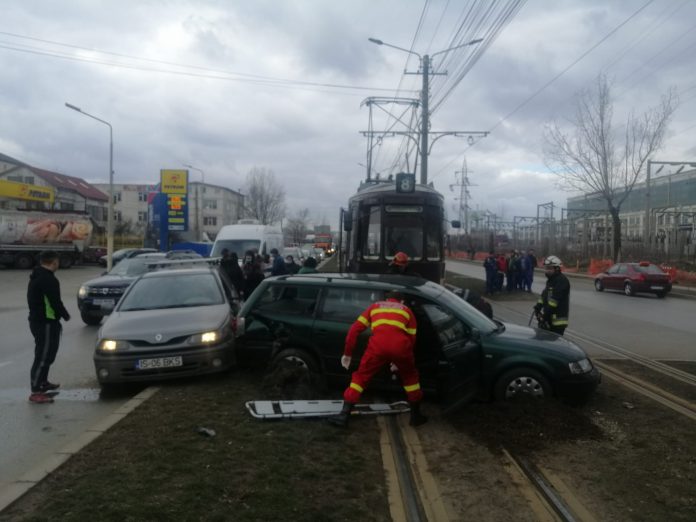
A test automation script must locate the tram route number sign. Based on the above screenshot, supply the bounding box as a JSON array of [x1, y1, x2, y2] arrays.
[[395, 172, 415, 193]]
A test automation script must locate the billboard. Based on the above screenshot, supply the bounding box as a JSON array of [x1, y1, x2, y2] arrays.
[[0, 179, 54, 203]]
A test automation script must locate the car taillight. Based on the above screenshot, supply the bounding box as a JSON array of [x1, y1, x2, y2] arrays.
[[232, 316, 245, 336]]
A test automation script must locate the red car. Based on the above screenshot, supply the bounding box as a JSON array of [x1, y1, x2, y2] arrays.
[[594, 262, 672, 298]]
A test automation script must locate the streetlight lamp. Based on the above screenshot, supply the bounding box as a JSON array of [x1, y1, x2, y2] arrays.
[[183, 164, 205, 241], [368, 37, 483, 184], [65, 102, 114, 271]]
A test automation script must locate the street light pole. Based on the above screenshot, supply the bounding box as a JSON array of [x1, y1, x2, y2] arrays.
[[183, 164, 205, 241], [65, 103, 114, 271], [369, 37, 483, 185]]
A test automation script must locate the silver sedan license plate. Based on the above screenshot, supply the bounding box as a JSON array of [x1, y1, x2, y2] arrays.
[[136, 356, 183, 370]]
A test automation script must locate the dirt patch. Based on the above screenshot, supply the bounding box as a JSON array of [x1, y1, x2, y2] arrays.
[[418, 379, 696, 521]]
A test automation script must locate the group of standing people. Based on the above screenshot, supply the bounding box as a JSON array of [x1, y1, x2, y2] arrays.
[[484, 249, 538, 295], [219, 247, 318, 301]]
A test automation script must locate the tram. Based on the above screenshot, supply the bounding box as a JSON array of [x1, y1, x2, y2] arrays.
[[339, 173, 457, 283]]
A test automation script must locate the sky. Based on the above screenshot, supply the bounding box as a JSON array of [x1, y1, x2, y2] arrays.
[[1, 0, 695, 230]]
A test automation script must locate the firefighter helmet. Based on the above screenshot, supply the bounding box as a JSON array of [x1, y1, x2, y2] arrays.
[[391, 252, 409, 267], [543, 255, 562, 268]]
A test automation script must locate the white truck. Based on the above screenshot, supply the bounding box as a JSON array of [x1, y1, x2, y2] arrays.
[[210, 221, 283, 260], [0, 210, 95, 269]]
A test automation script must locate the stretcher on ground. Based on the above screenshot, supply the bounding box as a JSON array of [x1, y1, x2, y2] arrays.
[[245, 400, 410, 419]]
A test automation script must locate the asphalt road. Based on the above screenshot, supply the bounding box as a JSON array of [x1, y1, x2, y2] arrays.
[[0, 265, 131, 491], [447, 259, 696, 361]]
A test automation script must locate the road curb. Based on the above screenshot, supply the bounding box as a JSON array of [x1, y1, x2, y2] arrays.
[[0, 386, 160, 514]]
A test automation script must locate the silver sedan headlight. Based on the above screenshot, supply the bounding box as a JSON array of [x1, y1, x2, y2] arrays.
[[98, 339, 129, 352], [187, 326, 229, 345], [569, 358, 593, 374]]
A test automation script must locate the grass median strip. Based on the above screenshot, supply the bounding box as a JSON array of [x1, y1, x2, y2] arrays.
[[1, 371, 392, 522]]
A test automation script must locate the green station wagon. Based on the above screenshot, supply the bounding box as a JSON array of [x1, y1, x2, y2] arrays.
[[234, 274, 600, 409]]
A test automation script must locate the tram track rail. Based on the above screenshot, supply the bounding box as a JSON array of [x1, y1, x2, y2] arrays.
[[378, 404, 599, 521]]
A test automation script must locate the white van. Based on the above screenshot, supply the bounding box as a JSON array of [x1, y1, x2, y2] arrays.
[[211, 222, 284, 259]]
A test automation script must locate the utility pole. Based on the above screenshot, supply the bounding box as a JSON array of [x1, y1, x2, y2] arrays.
[[419, 54, 431, 185], [367, 38, 487, 185]]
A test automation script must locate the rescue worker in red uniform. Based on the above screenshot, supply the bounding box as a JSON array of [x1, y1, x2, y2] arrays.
[[328, 290, 428, 428]]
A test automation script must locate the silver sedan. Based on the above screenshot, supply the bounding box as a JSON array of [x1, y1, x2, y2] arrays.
[[93, 267, 237, 386]]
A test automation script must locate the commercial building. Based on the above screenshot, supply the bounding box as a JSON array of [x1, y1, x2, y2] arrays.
[[93, 181, 245, 240], [0, 152, 108, 222]]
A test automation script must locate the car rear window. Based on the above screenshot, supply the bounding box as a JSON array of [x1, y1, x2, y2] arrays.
[[253, 284, 319, 316], [634, 264, 665, 274], [319, 287, 379, 323]]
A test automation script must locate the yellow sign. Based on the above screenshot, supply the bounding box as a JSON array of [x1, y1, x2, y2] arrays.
[[160, 169, 188, 194], [0, 179, 54, 203]]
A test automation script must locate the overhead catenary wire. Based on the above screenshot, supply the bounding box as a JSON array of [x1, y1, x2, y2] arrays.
[[0, 33, 407, 96], [373, 0, 527, 177], [429, 0, 657, 182], [370, 0, 431, 177]]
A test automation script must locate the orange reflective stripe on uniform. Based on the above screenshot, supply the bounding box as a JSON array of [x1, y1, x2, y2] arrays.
[[349, 382, 364, 393], [403, 383, 421, 392]]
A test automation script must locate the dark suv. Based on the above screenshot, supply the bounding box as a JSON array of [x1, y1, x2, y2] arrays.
[[234, 273, 600, 408]]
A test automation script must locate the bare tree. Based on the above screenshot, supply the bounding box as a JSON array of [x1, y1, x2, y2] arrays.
[[544, 75, 676, 261], [243, 167, 286, 225], [284, 208, 311, 245]]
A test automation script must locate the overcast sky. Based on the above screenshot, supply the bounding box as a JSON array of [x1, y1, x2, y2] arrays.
[[1, 0, 695, 229]]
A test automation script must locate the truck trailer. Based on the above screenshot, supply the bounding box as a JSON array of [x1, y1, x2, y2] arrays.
[[0, 210, 95, 269]]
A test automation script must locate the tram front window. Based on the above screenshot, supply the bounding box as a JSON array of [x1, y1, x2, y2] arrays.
[[385, 218, 423, 259], [425, 214, 442, 261], [361, 205, 381, 259]]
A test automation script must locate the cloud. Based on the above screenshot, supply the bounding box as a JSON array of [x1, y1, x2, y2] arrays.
[[1, 0, 695, 231]]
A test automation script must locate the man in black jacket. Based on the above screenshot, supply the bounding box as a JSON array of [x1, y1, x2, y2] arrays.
[[27, 251, 71, 404]]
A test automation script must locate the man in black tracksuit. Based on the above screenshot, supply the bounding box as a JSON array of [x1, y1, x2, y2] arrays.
[[27, 251, 71, 403], [533, 255, 570, 336]]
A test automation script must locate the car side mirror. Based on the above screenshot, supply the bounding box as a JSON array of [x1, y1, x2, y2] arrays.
[[470, 328, 480, 342]]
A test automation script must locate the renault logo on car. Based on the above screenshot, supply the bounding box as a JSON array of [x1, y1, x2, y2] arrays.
[[155, 334, 163, 342]]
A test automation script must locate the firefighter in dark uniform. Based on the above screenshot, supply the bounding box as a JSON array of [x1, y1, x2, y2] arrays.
[[533, 255, 570, 336]]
